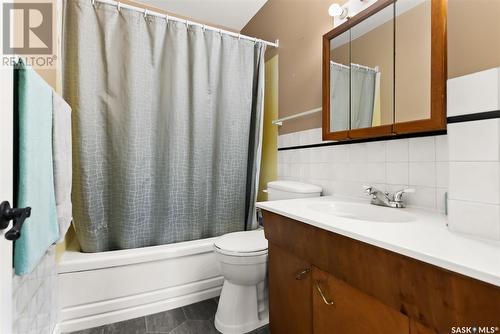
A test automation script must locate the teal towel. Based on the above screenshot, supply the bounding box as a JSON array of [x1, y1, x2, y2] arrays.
[[14, 63, 59, 275]]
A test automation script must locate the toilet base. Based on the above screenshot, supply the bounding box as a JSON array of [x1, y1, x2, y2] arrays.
[[214, 280, 269, 334]]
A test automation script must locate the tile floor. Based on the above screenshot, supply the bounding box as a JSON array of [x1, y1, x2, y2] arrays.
[[67, 298, 269, 334]]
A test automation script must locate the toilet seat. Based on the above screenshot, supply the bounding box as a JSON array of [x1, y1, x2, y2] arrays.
[[214, 229, 268, 257]]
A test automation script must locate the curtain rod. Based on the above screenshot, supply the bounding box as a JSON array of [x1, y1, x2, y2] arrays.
[[92, 0, 279, 48], [330, 61, 379, 72]]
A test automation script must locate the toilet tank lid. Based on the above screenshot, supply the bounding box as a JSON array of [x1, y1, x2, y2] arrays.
[[267, 181, 322, 194]]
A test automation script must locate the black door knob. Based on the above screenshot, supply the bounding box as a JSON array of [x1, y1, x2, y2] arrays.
[[0, 201, 31, 241]]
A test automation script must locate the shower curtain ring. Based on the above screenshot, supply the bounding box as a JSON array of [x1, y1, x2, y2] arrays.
[[238, 33, 241, 40], [143, 9, 148, 18], [91, 0, 96, 6], [116, 1, 121, 11], [165, 14, 169, 23], [202, 25, 206, 32]]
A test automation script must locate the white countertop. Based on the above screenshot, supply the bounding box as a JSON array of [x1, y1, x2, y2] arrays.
[[257, 196, 500, 287]]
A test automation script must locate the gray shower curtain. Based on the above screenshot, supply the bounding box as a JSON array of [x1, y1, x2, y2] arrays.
[[330, 62, 350, 131], [63, 0, 266, 252], [350, 66, 377, 129]]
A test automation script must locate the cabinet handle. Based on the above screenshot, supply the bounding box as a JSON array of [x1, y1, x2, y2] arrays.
[[315, 281, 334, 305], [295, 268, 311, 280]]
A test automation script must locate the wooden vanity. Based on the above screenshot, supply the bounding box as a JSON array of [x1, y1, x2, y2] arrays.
[[262, 210, 500, 334]]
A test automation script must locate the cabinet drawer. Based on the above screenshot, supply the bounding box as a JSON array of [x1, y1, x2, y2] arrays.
[[312, 267, 409, 334]]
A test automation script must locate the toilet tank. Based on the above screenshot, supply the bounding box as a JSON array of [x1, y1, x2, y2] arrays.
[[266, 181, 322, 201]]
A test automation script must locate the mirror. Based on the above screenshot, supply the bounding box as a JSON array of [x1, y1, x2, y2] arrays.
[[329, 30, 350, 132], [395, 0, 431, 123], [323, 0, 447, 141], [350, 4, 394, 130]]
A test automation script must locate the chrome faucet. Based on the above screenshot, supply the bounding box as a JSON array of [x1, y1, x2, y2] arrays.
[[363, 186, 415, 208]]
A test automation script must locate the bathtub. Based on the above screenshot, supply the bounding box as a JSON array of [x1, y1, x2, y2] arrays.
[[57, 237, 223, 333]]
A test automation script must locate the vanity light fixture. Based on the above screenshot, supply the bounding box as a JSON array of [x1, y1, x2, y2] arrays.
[[328, 3, 348, 19]]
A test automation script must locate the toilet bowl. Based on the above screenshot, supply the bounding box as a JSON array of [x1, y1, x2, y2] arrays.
[[214, 181, 322, 334], [214, 229, 268, 334]]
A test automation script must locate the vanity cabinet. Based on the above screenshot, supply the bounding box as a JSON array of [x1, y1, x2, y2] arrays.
[[263, 210, 500, 334], [268, 244, 312, 334], [312, 267, 410, 334]]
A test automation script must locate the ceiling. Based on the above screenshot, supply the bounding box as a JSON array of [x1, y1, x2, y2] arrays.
[[138, 0, 268, 31]]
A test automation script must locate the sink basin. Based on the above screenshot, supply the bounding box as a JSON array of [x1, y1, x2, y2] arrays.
[[307, 202, 415, 223]]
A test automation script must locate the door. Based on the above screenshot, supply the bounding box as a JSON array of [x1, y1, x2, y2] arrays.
[[312, 267, 409, 334], [268, 243, 313, 334], [0, 57, 14, 333]]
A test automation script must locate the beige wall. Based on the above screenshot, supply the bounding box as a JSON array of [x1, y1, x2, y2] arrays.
[[243, 0, 500, 134], [241, 0, 342, 135], [448, 0, 500, 79]]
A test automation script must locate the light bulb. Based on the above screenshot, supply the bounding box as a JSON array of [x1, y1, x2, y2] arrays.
[[328, 3, 344, 17]]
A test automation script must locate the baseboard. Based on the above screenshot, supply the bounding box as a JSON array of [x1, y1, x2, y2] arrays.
[[59, 283, 222, 333]]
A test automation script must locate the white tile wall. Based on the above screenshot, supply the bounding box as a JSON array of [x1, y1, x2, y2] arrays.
[[448, 200, 500, 240], [447, 67, 500, 116], [449, 162, 500, 204], [278, 130, 448, 212], [447, 67, 500, 240], [409, 137, 436, 162], [448, 119, 500, 161]]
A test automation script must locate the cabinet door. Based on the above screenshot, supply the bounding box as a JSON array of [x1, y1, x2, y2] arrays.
[[312, 267, 409, 334], [268, 243, 313, 334], [410, 320, 436, 334]]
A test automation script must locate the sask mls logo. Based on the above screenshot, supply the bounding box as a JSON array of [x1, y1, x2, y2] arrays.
[[2, 2, 53, 54], [451, 327, 500, 334]]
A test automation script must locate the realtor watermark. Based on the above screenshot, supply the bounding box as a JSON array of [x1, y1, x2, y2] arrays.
[[451, 326, 499, 334], [2, 1, 56, 68]]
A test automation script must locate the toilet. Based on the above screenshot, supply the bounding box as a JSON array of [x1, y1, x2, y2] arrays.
[[214, 181, 322, 334]]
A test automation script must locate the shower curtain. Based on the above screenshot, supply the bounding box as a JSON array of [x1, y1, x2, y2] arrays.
[[330, 62, 350, 131], [63, 0, 266, 252], [350, 65, 377, 129]]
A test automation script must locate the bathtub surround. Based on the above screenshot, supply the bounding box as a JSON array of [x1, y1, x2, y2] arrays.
[[63, 0, 266, 252]]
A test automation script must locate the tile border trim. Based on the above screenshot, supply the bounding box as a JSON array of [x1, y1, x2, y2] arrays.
[[278, 130, 447, 151], [278, 109, 500, 151], [447, 110, 500, 124]]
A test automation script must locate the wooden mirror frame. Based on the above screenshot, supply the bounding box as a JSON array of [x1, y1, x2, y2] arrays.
[[322, 0, 447, 141]]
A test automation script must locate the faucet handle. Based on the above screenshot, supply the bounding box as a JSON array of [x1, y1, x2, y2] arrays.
[[394, 188, 415, 202], [363, 185, 373, 195]]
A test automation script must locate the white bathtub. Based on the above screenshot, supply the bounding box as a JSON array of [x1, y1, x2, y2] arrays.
[[57, 237, 223, 333]]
